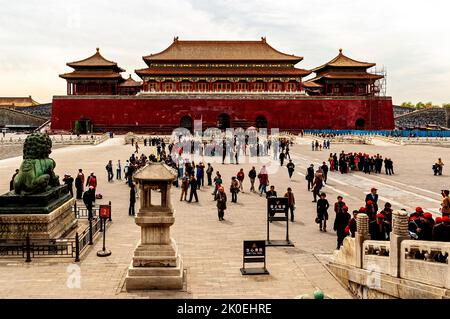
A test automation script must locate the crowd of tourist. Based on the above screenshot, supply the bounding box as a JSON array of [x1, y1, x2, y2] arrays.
[[321, 187, 450, 250], [327, 151, 394, 175]]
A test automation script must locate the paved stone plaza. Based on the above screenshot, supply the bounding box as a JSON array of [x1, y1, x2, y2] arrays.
[[0, 136, 448, 299]]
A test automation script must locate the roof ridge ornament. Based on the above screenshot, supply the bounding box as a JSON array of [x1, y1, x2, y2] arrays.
[[174, 36, 179, 42], [96, 47, 100, 52], [339, 48, 343, 54], [261, 36, 266, 43]]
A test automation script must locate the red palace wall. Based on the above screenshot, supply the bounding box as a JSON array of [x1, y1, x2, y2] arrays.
[[51, 95, 394, 133]]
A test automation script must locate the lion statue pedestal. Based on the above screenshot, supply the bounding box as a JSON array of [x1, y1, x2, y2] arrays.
[[0, 133, 77, 240]]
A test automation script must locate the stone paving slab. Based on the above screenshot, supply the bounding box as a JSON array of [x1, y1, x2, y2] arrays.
[[0, 136, 447, 298]]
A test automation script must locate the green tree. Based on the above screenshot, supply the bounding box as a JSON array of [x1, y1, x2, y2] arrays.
[[443, 103, 450, 108], [416, 102, 426, 109], [400, 102, 415, 108]]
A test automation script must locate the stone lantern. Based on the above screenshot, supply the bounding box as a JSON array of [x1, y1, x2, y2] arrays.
[[125, 162, 184, 290]]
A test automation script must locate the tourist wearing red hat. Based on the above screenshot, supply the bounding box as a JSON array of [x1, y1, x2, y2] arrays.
[[432, 216, 450, 242], [365, 200, 376, 221], [365, 188, 379, 213], [369, 213, 391, 240], [334, 205, 351, 249], [417, 213, 434, 240]]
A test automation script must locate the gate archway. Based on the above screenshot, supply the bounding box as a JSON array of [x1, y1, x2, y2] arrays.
[[355, 118, 365, 130], [180, 115, 193, 133], [217, 113, 231, 130], [256, 115, 268, 129]]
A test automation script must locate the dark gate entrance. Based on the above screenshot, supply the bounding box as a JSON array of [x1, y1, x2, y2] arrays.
[[256, 115, 268, 129], [74, 118, 92, 134], [217, 113, 231, 130], [180, 115, 193, 133], [355, 118, 365, 130]]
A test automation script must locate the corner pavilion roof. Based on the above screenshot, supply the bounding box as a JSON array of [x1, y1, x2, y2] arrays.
[[60, 48, 126, 80], [143, 38, 303, 63], [307, 71, 384, 83], [133, 162, 177, 182], [311, 49, 376, 73], [66, 48, 125, 72]]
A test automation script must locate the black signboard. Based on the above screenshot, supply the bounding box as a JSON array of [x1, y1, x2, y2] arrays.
[[266, 197, 294, 247], [240, 240, 269, 275]]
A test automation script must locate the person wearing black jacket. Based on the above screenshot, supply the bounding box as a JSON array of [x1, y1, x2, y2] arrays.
[[63, 174, 74, 197], [365, 188, 379, 213], [317, 192, 329, 232], [75, 173, 84, 199], [286, 160, 295, 179], [188, 176, 199, 203], [369, 214, 391, 240], [129, 183, 136, 216], [321, 162, 329, 184], [248, 167, 257, 192], [306, 164, 315, 191], [206, 163, 214, 186], [266, 186, 278, 223], [334, 205, 351, 249], [82, 187, 94, 220]]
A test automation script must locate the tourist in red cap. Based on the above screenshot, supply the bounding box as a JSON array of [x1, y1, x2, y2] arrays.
[[365, 188, 379, 213], [432, 216, 450, 242], [334, 205, 351, 249], [369, 213, 391, 240], [417, 213, 434, 240], [365, 200, 376, 221]]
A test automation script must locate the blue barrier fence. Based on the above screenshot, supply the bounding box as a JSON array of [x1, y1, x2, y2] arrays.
[[304, 130, 450, 138]]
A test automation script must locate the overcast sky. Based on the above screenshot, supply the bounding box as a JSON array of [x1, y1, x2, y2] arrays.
[[0, 0, 449, 104]]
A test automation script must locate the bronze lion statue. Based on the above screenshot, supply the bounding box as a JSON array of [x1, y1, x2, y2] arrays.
[[13, 133, 60, 195]]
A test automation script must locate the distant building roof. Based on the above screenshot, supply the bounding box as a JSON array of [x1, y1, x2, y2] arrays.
[[302, 81, 323, 88], [0, 96, 40, 108], [119, 75, 142, 87], [312, 49, 376, 72], [143, 37, 303, 63]]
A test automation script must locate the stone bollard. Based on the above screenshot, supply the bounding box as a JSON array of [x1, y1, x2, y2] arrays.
[[389, 210, 409, 277], [355, 213, 370, 268]]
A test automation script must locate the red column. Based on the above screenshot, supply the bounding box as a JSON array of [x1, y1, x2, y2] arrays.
[[282, 81, 287, 92], [298, 81, 302, 92], [208, 81, 212, 92], [232, 81, 236, 92], [175, 81, 179, 92]]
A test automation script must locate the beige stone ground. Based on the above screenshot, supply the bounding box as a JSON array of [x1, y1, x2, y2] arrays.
[[0, 136, 448, 299]]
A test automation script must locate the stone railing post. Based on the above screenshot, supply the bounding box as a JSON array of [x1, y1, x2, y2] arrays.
[[389, 210, 409, 277], [355, 213, 370, 268]]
